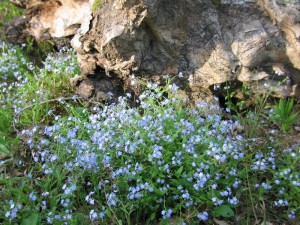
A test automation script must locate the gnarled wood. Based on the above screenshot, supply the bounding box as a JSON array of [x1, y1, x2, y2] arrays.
[[6, 0, 300, 101]]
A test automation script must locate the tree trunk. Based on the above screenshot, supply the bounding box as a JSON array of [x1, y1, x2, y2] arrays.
[[7, 0, 300, 102]]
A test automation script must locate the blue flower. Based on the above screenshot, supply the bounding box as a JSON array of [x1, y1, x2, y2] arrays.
[[107, 192, 117, 206], [29, 192, 37, 201], [197, 211, 208, 221], [161, 208, 173, 219], [150, 145, 163, 160], [288, 210, 296, 219], [89, 209, 98, 220], [228, 196, 239, 205]]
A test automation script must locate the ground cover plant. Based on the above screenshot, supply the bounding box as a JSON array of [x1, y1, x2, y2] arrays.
[[0, 17, 300, 225], [0, 0, 23, 29]]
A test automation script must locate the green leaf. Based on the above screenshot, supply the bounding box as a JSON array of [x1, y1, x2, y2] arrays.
[[286, 98, 294, 114], [278, 99, 285, 112], [0, 143, 10, 154], [105, 209, 112, 219], [21, 213, 39, 225], [214, 205, 234, 218], [286, 113, 298, 124], [175, 166, 183, 178], [170, 179, 181, 186], [150, 212, 156, 221]]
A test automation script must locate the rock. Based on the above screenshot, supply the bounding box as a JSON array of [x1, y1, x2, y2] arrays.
[[6, 0, 300, 101], [238, 67, 270, 82], [76, 80, 94, 99], [70, 71, 125, 101], [294, 126, 300, 132], [5, 16, 30, 44], [28, 0, 91, 39], [74, 0, 300, 101], [70, 74, 84, 87], [9, 0, 27, 8], [7, 0, 92, 43]]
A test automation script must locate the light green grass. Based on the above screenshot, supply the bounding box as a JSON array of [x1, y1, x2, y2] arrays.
[[0, 0, 23, 28], [92, 0, 103, 13]]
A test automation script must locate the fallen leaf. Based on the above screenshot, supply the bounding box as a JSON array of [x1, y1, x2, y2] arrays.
[[213, 218, 230, 225], [261, 222, 273, 225]]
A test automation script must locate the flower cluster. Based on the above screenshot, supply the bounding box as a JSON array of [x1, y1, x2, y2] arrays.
[[1, 40, 299, 224], [5, 200, 22, 220], [8, 78, 298, 224]]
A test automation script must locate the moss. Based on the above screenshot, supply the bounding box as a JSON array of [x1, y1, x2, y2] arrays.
[[92, 0, 102, 13], [212, 0, 222, 6], [22, 37, 55, 65], [38, 40, 55, 55]]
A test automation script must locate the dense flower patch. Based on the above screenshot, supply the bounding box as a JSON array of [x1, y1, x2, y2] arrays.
[[0, 40, 299, 224]]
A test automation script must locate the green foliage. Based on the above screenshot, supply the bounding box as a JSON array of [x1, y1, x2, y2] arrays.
[[21, 213, 39, 225], [0, 0, 23, 28], [0, 41, 299, 224], [0, 41, 80, 130], [212, 0, 222, 6], [214, 205, 235, 218], [24, 37, 56, 63], [0, 106, 14, 143], [92, 0, 103, 13], [0, 142, 9, 155], [224, 83, 270, 139], [271, 98, 298, 133], [278, 0, 293, 3]]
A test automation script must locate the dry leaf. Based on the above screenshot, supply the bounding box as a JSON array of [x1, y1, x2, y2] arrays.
[[261, 222, 273, 225], [213, 218, 230, 225]]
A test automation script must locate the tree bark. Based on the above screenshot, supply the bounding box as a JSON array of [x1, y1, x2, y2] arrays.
[[6, 0, 300, 102]]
